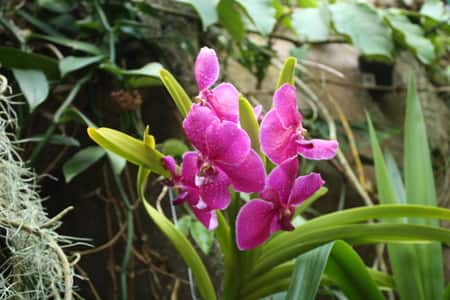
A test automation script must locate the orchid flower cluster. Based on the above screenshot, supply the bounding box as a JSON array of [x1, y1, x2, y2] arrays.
[[162, 47, 338, 250]]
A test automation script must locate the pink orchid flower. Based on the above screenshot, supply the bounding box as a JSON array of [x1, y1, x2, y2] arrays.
[[195, 47, 239, 123], [236, 157, 324, 250], [163, 153, 228, 230], [260, 83, 338, 164], [163, 104, 266, 230]]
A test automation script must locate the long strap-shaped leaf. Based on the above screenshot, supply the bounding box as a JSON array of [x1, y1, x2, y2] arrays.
[[243, 241, 390, 300], [264, 204, 450, 255], [135, 135, 216, 300], [251, 223, 450, 277], [368, 114, 425, 300], [404, 76, 443, 299]]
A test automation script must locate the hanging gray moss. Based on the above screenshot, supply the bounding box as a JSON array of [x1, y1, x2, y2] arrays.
[[0, 74, 75, 300]]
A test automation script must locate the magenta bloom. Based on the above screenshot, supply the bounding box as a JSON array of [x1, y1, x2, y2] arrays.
[[260, 83, 338, 164], [236, 157, 325, 250], [194, 47, 239, 123], [183, 104, 266, 194], [163, 153, 229, 230]]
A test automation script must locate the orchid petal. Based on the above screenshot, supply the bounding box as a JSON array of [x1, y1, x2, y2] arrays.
[[210, 83, 239, 123], [260, 157, 298, 205], [192, 208, 218, 230], [181, 151, 200, 186], [260, 110, 298, 164], [297, 138, 339, 160], [195, 47, 219, 90], [162, 156, 178, 179], [206, 121, 250, 165], [236, 199, 277, 250], [217, 150, 265, 193], [183, 104, 218, 154], [274, 83, 302, 128], [199, 169, 231, 210], [289, 172, 325, 206], [173, 187, 199, 206]]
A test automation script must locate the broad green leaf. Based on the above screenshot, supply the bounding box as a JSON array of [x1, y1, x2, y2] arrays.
[[236, 0, 276, 35], [330, 3, 393, 60], [107, 151, 127, 175], [17, 10, 63, 37], [122, 62, 163, 77], [218, 0, 245, 41], [38, 0, 72, 13], [276, 57, 297, 89], [298, 0, 318, 7], [404, 77, 443, 299], [17, 134, 80, 147], [63, 146, 106, 182], [292, 3, 330, 42], [420, 0, 447, 20], [191, 220, 215, 255], [177, 215, 193, 236], [385, 12, 435, 64], [58, 107, 97, 128], [176, 0, 218, 30], [159, 69, 192, 117], [87, 127, 168, 177], [285, 242, 334, 300], [0, 47, 60, 80], [59, 55, 103, 77], [12, 69, 49, 112], [239, 96, 262, 156], [161, 138, 188, 157], [29, 33, 102, 55], [368, 114, 424, 300], [324, 241, 385, 300]]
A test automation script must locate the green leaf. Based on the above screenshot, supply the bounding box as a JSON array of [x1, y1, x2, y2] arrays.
[[276, 57, 297, 89], [404, 76, 443, 299], [292, 3, 330, 42], [385, 12, 435, 64], [176, 0, 218, 30], [420, 0, 447, 20], [384, 152, 406, 204], [177, 215, 193, 236], [139, 186, 216, 300], [257, 204, 450, 277], [298, 0, 318, 8], [159, 69, 192, 117], [87, 127, 169, 177], [330, 3, 393, 60], [12, 69, 49, 112], [285, 242, 334, 300], [58, 107, 97, 128], [368, 114, 424, 300], [239, 96, 262, 156], [17, 134, 80, 147], [218, 0, 245, 41], [107, 151, 127, 175], [190, 220, 215, 255], [121, 62, 163, 77], [59, 55, 103, 77], [63, 146, 106, 182], [29, 33, 102, 55], [38, 0, 72, 13], [324, 241, 385, 300], [161, 138, 188, 157], [252, 223, 450, 278], [236, 0, 276, 35]]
